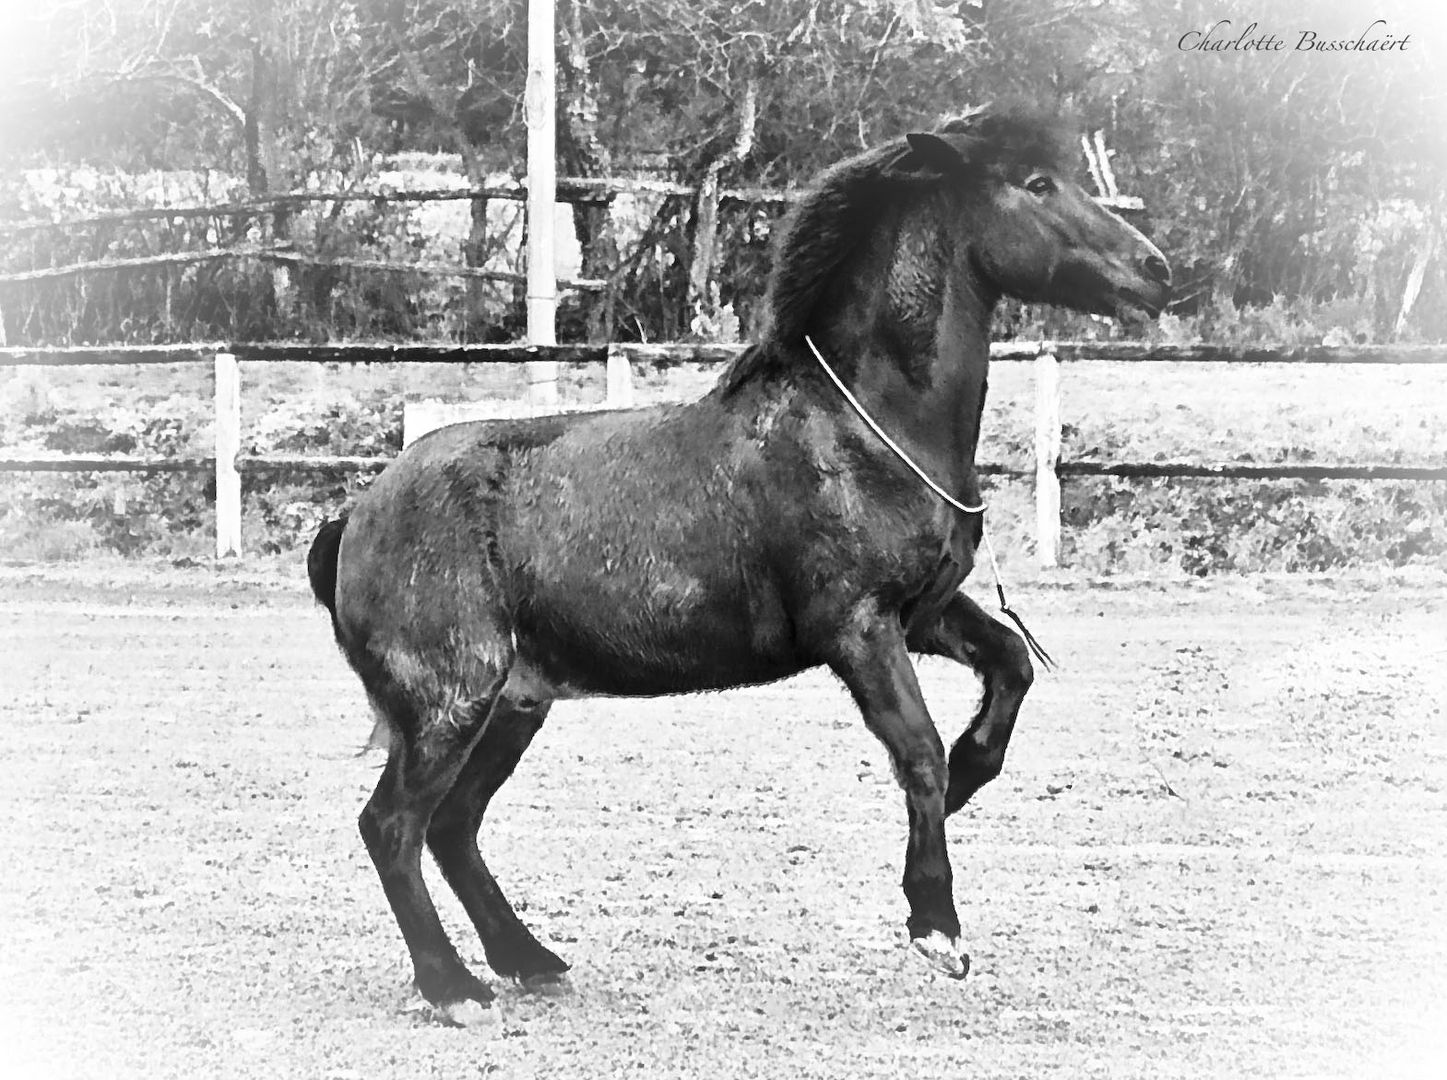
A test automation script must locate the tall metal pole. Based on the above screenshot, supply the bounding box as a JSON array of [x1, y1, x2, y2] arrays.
[[525, 0, 559, 409]]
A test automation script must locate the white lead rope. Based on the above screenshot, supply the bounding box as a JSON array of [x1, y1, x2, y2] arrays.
[[804, 334, 986, 515], [803, 333, 1056, 671]]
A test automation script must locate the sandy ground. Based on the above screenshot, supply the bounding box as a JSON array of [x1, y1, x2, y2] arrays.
[[1, 563, 1444, 1079]]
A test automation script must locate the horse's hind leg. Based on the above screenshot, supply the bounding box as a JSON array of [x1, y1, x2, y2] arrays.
[[426, 700, 571, 986], [358, 667, 507, 1026], [911, 592, 1035, 815]]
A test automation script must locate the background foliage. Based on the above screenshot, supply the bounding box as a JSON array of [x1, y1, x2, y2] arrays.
[[1, 0, 1443, 345]]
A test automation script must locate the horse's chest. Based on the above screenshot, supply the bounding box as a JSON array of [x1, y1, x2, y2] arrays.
[[897, 524, 974, 631]]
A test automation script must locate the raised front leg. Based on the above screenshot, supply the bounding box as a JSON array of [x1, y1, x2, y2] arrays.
[[910, 592, 1035, 814], [827, 612, 967, 978]]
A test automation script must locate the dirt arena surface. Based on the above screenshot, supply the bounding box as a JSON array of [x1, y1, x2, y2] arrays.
[[2, 562, 1444, 1079]]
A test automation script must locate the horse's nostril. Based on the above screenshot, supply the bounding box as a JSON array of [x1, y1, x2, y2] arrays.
[[1142, 254, 1171, 286]]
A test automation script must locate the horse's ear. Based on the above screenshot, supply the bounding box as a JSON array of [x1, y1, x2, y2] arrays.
[[901, 132, 970, 177]]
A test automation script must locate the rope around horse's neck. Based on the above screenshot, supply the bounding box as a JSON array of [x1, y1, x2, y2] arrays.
[[803, 333, 1056, 671], [803, 334, 986, 515]]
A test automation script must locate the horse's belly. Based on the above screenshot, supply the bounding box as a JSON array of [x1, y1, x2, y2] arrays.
[[507, 577, 801, 699], [501, 644, 801, 703]]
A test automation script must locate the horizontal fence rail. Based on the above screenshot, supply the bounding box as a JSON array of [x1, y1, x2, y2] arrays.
[[0, 176, 1144, 298], [0, 178, 1143, 239], [0, 179, 803, 239], [1, 341, 1444, 562], [0, 247, 609, 292], [6, 341, 1447, 368]]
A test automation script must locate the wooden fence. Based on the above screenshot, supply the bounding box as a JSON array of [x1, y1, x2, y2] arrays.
[[0, 178, 811, 298], [0, 179, 1141, 291], [0, 176, 1145, 347], [2, 341, 1445, 564]]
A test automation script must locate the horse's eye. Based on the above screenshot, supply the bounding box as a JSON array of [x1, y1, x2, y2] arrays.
[[1025, 175, 1056, 196]]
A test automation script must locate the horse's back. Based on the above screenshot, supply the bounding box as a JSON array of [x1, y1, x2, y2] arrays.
[[329, 414, 586, 643], [349, 406, 666, 532], [337, 398, 806, 696], [500, 400, 807, 692], [330, 405, 700, 634]]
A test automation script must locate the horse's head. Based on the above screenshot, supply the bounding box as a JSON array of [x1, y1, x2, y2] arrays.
[[897, 109, 1172, 324], [727, 107, 1172, 395]]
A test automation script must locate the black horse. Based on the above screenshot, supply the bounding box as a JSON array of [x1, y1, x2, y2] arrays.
[[308, 106, 1170, 1024]]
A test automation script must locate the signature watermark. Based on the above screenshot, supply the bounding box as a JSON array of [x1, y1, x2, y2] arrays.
[[1178, 19, 1411, 52]]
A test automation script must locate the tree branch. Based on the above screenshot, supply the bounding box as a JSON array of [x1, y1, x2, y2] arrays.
[[105, 61, 247, 130]]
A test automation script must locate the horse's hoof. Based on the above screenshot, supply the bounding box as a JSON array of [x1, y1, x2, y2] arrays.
[[911, 931, 970, 979], [436, 998, 496, 1029], [519, 971, 573, 997]]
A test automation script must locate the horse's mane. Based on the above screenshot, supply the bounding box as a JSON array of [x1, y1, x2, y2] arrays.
[[719, 105, 1073, 395]]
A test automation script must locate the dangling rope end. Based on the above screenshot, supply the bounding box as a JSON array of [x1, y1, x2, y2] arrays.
[[982, 533, 1057, 673], [997, 594, 1058, 673]]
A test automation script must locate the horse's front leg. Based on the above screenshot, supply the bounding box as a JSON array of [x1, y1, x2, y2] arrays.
[[828, 613, 967, 978], [909, 592, 1035, 815]]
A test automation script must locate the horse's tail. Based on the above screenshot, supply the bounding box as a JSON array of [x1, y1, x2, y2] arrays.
[[306, 516, 347, 618]]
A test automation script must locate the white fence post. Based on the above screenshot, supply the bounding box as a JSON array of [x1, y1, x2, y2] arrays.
[[214, 351, 241, 558], [1034, 350, 1062, 569], [605, 344, 635, 408], [525, 0, 559, 410]]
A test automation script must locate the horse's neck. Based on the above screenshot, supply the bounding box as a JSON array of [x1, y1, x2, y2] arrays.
[[932, 278, 994, 471], [819, 262, 994, 489]]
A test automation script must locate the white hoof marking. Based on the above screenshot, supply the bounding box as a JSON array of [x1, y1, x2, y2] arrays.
[[911, 931, 969, 979], [437, 998, 495, 1029]]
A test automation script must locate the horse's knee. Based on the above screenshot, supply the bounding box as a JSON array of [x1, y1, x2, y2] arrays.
[[896, 752, 949, 805], [997, 629, 1035, 694]]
